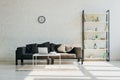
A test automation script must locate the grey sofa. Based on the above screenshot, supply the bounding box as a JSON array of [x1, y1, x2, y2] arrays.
[[15, 42, 83, 65]]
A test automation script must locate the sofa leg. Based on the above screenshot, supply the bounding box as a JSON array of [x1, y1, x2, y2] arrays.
[[47, 59, 50, 64], [81, 58, 83, 64], [51, 59, 54, 64], [21, 59, 24, 65], [16, 59, 18, 65], [77, 58, 80, 62]]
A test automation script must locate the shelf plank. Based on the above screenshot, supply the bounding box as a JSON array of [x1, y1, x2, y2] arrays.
[[85, 13, 106, 16], [85, 31, 108, 33], [84, 49, 107, 50], [84, 40, 106, 41], [84, 22, 108, 24]]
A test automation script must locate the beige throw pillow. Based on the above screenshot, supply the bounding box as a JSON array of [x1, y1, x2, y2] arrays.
[[57, 44, 66, 53], [65, 46, 73, 52]]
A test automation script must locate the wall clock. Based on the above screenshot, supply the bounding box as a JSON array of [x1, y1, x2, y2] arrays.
[[38, 16, 46, 24]]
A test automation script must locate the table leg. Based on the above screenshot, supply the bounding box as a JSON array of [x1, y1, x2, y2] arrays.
[[59, 55, 61, 65], [32, 56, 34, 67], [35, 56, 37, 66], [48, 56, 49, 65]]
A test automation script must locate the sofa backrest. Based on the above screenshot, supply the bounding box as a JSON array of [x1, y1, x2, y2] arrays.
[[24, 42, 75, 54]]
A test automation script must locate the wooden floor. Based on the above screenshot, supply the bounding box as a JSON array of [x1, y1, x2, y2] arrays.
[[0, 61, 120, 80]]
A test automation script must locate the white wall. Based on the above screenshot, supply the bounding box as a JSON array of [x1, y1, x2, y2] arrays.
[[0, 0, 120, 61]]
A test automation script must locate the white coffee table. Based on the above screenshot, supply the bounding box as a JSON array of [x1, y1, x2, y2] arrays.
[[33, 53, 61, 66]]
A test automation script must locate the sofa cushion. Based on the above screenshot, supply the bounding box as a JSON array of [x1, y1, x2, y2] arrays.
[[57, 44, 66, 53], [61, 53, 76, 58], [25, 43, 38, 54], [50, 53, 76, 59], [37, 42, 50, 53]]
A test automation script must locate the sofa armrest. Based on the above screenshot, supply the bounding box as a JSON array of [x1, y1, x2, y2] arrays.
[[74, 47, 81, 58], [16, 47, 26, 59]]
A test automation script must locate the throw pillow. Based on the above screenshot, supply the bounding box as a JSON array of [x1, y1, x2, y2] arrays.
[[50, 43, 56, 52], [25, 43, 38, 54], [67, 48, 75, 54], [65, 46, 73, 52], [57, 44, 66, 53], [50, 43, 61, 52], [38, 47, 48, 54]]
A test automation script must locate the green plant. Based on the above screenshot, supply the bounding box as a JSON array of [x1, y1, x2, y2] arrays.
[[95, 35, 98, 39], [102, 52, 107, 58]]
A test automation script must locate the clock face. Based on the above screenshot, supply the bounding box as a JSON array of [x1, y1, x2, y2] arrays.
[[38, 16, 46, 24]]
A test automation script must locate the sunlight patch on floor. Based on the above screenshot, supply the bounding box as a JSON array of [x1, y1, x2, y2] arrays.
[[1, 61, 120, 80], [24, 76, 92, 80], [97, 77, 120, 80]]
